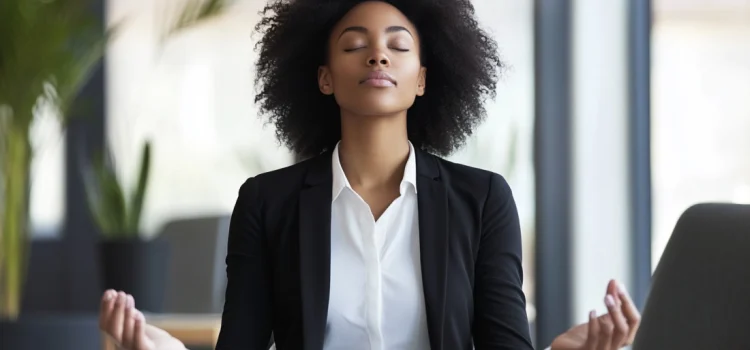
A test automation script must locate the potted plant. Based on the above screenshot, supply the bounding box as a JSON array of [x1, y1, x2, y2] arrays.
[[0, 0, 114, 348], [83, 140, 171, 312], [80, 0, 232, 314], [1, 0, 230, 345], [0, 0, 111, 320]]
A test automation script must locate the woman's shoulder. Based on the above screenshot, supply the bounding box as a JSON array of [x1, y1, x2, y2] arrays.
[[238, 151, 331, 201], [424, 154, 517, 225], [420, 151, 513, 207], [424, 151, 509, 186]]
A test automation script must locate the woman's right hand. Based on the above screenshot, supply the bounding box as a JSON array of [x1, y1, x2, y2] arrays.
[[550, 280, 641, 350], [99, 290, 187, 350]]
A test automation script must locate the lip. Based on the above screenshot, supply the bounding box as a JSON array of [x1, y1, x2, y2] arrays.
[[360, 71, 397, 87]]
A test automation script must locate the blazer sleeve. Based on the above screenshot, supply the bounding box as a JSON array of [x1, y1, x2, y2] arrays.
[[472, 173, 534, 350], [215, 177, 274, 350]]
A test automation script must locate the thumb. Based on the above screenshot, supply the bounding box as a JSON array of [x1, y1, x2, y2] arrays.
[[584, 310, 600, 349]]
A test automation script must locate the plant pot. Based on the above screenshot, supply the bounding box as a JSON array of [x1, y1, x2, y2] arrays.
[[0, 314, 101, 350], [99, 237, 170, 312]]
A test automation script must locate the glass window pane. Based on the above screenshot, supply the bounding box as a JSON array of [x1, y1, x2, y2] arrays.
[[450, 0, 536, 320], [107, 0, 294, 236], [29, 108, 65, 239], [652, 0, 750, 268]]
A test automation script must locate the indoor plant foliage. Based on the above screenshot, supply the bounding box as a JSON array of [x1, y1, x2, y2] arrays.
[[0, 0, 110, 320], [84, 140, 170, 312], [81, 0, 231, 239], [84, 140, 151, 239], [82, 0, 233, 312], [160, 0, 230, 45], [0, 0, 229, 322]]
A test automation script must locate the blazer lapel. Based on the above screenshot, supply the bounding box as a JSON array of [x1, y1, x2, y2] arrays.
[[298, 152, 333, 350], [416, 150, 449, 350]]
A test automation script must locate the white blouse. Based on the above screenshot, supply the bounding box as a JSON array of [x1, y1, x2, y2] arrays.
[[324, 142, 430, 350]]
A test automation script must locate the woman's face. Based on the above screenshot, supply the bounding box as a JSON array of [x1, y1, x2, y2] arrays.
[[319, 1, 426, 117]]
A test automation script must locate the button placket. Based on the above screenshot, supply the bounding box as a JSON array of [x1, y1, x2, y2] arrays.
[[359, 197, 384, 350]]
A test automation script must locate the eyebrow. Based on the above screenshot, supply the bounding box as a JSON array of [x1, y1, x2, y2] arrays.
[[338, 25, 413, 39]]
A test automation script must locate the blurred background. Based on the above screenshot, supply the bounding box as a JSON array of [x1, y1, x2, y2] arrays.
[[1, 0, 749, 349]]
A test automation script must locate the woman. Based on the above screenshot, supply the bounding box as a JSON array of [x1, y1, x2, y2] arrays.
[[100, 0, 641, 349]]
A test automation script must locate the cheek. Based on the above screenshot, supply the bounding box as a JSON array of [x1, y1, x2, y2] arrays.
[[328, 57, 362, 86], [397, 59, 423, 88]]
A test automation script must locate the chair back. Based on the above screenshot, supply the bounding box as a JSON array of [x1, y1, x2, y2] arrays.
[[633, 203, 750, 349], [160, 215, 230, 313]]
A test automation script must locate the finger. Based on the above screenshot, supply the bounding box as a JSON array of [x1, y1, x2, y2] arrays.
[[616, 282, 641, 342], [598, 316, 615, 350], [121, 295, 136, 349], [605, 294, 629, 348], [584, 310, 601, 349], [107, 291, 127, 343], [607, 279, 618, 297], [99, 290, 117, 329], [133, 311, 148, 350]]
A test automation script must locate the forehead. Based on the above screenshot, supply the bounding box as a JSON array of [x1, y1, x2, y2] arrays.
[[331, 1, 418, 36]]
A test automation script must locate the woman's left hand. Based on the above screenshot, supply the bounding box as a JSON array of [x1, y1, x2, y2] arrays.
[[550, 279, 641, 350]]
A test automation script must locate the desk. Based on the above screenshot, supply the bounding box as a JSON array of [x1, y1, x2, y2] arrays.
[[102, 313, 222, 350]]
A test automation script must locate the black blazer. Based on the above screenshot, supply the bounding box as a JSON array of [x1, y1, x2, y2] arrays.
[[215, 149, 533, 350]]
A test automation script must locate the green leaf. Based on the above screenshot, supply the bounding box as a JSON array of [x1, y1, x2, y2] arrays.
[[101, 153, 127, 237], [126, 141, 151, 234], [82, 162, 110, 236], [0, 0, 109, 128], [161, 0, 230, 44], [82, 141, 152, 239], [85, 148, 128, 238]]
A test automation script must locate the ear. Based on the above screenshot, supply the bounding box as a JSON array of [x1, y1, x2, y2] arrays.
[[416, 66, 426, 96], [318, 66, 334, 95]]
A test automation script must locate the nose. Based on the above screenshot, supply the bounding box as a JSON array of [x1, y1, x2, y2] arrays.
[[367, 50, 390, 67]]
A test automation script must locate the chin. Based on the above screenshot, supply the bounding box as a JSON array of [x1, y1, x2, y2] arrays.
[[350, 105, 409, 117], [337, 95, 415, 117]]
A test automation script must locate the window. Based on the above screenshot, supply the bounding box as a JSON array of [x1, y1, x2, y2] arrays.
[[652, 0, 750, 267], [450, 0, 536, 319], [107, 0, 295, 236], [29, 102, 65, 239]]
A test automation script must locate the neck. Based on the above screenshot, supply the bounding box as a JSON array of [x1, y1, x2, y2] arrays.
[[338, 111, 410, 189]]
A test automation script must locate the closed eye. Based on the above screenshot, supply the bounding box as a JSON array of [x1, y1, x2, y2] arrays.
[[343, 47, 409, 52]]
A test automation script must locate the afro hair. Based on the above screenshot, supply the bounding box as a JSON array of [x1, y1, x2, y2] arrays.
[[254, 0, 504, 158]]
